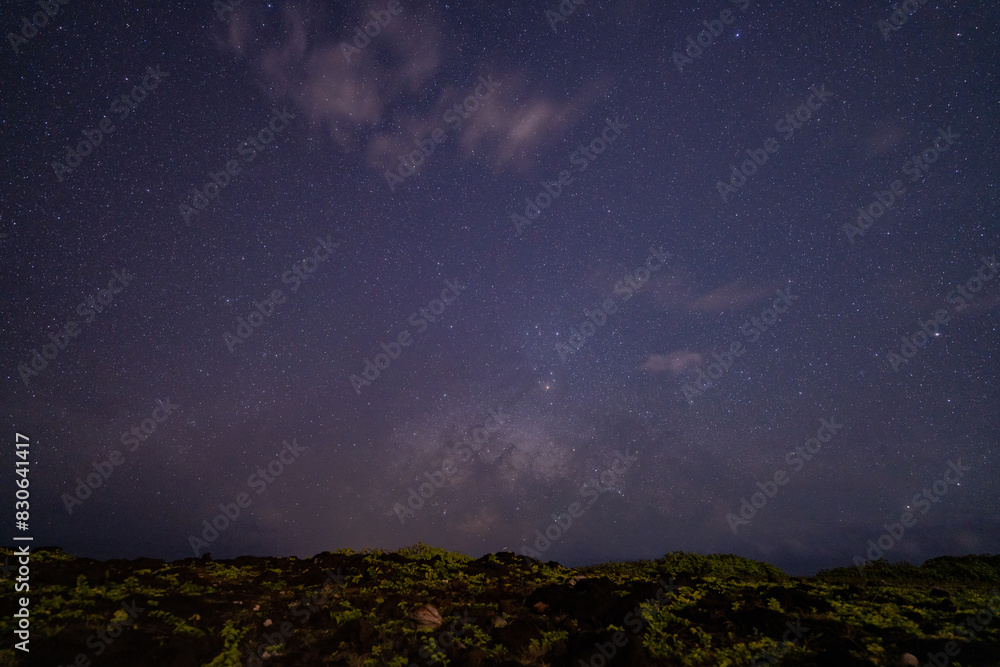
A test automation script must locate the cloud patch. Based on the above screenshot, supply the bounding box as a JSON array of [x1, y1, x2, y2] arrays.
[[641, 351, 703, 375], [216, 1, 606, 175]]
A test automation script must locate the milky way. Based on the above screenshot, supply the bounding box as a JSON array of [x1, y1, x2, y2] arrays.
[[2, 0, 997, 575]]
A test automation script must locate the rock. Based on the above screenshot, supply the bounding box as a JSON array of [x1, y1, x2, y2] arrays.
[[410, 603, 443, 630]]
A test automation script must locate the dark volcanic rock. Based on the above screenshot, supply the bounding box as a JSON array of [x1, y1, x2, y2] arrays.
[[3, 546, 999, 666]]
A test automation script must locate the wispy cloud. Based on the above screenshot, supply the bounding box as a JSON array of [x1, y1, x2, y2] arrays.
[[640, 351, 703, 374], [217, 1, 605, 174]]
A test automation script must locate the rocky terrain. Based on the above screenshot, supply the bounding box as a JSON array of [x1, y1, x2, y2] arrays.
[[1, 545, 998, 666]]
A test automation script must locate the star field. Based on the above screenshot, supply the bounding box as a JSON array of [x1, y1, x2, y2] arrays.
[[1, 0, 997, 574]]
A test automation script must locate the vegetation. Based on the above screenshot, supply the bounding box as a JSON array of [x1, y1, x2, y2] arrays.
[[0, 545, 997, 665]]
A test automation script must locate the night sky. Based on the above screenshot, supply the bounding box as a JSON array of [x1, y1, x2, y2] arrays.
[[2, 0, 998, 576]]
